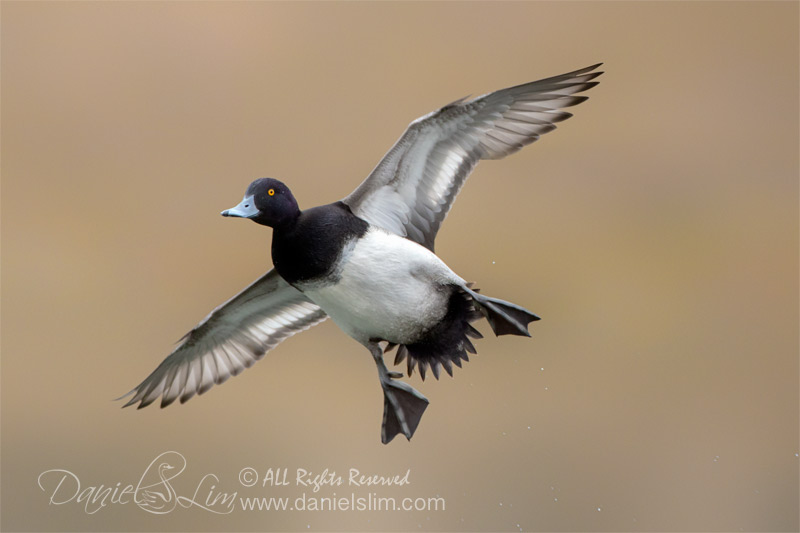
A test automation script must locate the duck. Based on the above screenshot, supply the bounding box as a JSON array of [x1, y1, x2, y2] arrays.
[[121, 64, 602, 443]]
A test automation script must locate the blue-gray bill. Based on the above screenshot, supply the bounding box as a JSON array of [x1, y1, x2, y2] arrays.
[[221, 195, 258, 218]]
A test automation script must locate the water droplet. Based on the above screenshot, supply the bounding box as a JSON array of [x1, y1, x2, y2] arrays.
[[554, 497, 558, 502], [597, 507, 602, 512], [527, 426, 531, 430], [499, 502, 503, 506], [713, 455, 720, 462], [544, 387, 549, 391], [492, 261, 496, 265], [540, 367, 544, 371]]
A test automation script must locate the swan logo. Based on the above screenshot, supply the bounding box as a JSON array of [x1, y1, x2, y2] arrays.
[[37, 451, 236, 515]]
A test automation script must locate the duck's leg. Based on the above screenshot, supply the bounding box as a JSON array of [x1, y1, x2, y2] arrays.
[[368, 343, 429, 444]]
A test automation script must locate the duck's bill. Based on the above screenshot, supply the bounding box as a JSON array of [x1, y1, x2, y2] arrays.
[[221, 195, 258, 218]]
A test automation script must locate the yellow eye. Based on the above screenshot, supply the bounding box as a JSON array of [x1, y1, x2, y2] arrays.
[[268, 188, 275, 196]]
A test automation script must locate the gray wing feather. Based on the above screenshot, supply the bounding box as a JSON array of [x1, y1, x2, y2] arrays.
[[343, 64, 602, 251], [120, 269, 327, 408]]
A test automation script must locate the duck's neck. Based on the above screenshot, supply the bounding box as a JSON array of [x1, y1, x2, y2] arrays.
[[270, 210, 301, 233], [270, 202, 368, 286]]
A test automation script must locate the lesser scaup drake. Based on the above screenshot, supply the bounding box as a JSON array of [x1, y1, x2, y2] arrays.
[[122, 64, 602, 443]]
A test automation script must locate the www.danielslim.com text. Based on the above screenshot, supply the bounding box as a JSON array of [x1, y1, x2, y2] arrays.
[[240, 492, 445, 512]]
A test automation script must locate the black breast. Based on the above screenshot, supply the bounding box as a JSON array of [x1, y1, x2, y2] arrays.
[[271, 201, 368, 286]]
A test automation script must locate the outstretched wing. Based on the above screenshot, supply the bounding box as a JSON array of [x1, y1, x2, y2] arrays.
[[120, 269, 327, 408], [342, 64, 602, 251]]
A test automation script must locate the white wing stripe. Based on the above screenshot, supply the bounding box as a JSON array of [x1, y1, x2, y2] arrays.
[[200, 356, 216, 393]]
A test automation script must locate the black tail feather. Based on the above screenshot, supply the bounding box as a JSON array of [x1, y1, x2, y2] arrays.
[[463, 337, 477, 355], [399, 288, 481, 381], [466, 324, 483, 339]]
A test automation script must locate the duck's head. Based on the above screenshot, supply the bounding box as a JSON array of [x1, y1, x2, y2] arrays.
[[221, 178, 300, 228]]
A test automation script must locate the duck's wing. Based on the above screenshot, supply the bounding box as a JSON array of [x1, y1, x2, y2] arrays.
[[120, 269, 327, 408], [342, 64, 602, 251]]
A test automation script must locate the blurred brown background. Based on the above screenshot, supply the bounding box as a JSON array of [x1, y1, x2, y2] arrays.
[[2, 2, 797, 531]]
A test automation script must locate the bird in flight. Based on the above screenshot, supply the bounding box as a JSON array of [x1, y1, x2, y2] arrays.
[[121, 64, 602, 443]]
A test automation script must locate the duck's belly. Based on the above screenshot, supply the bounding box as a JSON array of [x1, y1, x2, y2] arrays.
[[301, 228, 460, 344]]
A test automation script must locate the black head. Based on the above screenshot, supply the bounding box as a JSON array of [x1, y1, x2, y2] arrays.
[[221, 178, 300, 228]]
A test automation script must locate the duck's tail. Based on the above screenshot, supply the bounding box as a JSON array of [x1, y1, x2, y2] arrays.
[[386, 284, 539, 381], [385, 287, 481, 380]]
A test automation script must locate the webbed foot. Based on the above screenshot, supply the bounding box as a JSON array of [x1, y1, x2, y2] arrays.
[[370, 342, 429, 444], [380, 376, 429, 444]]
